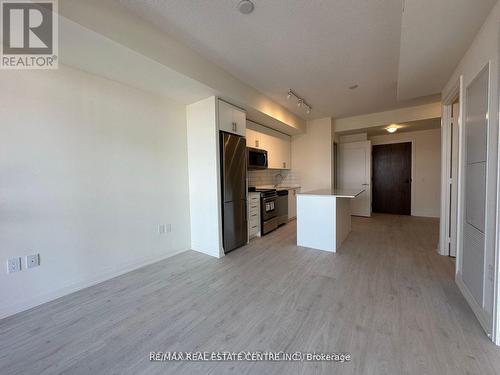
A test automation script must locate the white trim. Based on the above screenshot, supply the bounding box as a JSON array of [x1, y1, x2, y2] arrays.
[[439, 106, 451, 255], [215, 98, 225, 258], [439, 80, 461, 256], [495, 49, 500, 346], [494, 36, 500, 346], [0, 248, 189, 320], [456, 272, 490, 335], [455, 75, 465, 281], [481, 63, 494, 329]]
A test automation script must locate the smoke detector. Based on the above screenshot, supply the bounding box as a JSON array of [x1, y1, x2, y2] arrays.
[[238, 0, 254, 14]]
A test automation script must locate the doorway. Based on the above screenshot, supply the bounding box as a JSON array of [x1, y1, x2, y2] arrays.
[[372, 142, 412, 215]]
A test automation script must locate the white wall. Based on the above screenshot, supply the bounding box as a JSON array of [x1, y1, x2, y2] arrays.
[[442, 0, 500, 342], [339, 133, 368, 143], [370, 129, 441, 218], [335, 102, 441, 132], [186, 97, 223, 258], [291, 118, 334, 192], [0, 65, 191, 319]]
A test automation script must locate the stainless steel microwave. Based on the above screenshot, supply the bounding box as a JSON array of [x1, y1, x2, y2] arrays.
[[247, 147, 268, 169]]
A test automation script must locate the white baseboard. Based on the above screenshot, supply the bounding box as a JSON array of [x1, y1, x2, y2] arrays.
[[0, 248, 188, 320], [455, 272, 492, 340]]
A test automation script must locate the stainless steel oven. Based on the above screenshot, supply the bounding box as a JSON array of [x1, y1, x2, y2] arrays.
[[260, 190, 278, 235], [247, 147, 268, 169]]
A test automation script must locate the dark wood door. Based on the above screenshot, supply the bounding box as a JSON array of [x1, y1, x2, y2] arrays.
[[372, 142, 411, 215]]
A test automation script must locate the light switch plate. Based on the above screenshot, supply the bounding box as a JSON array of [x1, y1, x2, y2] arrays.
[[7, 257, 21, 273], [26, 254, 40, 269]]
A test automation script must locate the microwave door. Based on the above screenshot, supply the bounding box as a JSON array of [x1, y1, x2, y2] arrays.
[[248, 148, 267, 169]]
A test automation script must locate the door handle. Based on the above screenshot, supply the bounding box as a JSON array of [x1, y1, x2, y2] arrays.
[[362, 183, 369, 186]]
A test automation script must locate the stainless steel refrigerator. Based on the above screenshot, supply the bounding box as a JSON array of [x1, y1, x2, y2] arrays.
[[220, 131, 247, 253]]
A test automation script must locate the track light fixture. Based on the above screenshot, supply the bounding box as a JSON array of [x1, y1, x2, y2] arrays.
[[287, 89, 312, 115]]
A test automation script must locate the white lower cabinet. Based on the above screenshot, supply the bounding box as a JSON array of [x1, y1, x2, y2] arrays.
[[288, 188, 300, 220], [248, 192, 261, 239]]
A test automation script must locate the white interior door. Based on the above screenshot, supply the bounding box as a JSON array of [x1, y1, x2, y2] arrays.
[[338, 141, 372, 217], [462, 65, 488, 308]]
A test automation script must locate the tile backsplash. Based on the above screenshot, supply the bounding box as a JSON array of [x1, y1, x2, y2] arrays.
[[248, 169, 301, 187]]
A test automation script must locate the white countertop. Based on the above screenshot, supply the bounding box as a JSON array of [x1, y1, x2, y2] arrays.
[[297, 189, 365, 198], [253, 185, 301, 190]]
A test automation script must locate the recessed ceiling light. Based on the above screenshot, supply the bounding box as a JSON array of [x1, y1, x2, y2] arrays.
[[386, 125, 398, 133], [238, 0, 254, 14], [349, 84, 359, 90]]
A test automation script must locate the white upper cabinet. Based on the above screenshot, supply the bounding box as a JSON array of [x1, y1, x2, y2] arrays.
[[246, 128, 265, 149], [270, 135, 291, 169], [246, 120, 291, 169], [246, 128, 257, 148], [218, 99, 246, 136]]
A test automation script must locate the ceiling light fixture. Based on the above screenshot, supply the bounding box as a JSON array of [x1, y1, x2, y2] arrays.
[[386, 125, 398, 133], [237, 0, 254, 14], [287, 89, 312, 115]]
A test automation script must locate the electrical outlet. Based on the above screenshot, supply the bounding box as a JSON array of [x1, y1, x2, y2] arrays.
[[159, 224, 171, 234], [7, 257, 21, 273], [26, 254, 40, 269]]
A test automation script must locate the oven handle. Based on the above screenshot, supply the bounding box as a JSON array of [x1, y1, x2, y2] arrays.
[[262, 197, 277, 203]]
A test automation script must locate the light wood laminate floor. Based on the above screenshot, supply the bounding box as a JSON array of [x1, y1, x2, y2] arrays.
[[1, 214, 500, 375]]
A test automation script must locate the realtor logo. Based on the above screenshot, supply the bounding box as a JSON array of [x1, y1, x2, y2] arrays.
[[1, 0, 58, 69]]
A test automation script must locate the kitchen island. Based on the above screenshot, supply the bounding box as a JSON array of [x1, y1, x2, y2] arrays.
[[296, 189, 364, 252]]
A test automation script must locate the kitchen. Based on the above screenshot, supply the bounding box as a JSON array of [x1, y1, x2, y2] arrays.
[[219, 102, 301, 253], [187, 96, 360, 258], [218, 99, 359, 255]]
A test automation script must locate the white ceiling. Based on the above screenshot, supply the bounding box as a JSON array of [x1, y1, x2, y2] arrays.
[[398, 0, 497, 100], [118, 0, 495, 119]]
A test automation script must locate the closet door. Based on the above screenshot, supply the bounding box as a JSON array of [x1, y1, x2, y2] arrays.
[[462, 65, 489, 308]]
